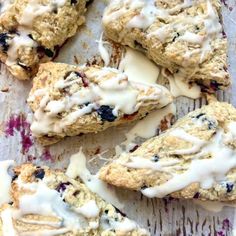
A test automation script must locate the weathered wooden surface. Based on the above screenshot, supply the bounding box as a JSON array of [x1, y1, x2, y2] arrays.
[[0, 0, 235, 235]]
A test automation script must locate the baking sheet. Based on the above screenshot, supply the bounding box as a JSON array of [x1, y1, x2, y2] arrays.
[[0, 0, 236, 235]]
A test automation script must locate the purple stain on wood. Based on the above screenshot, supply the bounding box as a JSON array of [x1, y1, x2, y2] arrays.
[[5, 114, 34, 154], [222, 218, 231, 231], [40, 148, 54, 162], [217, 232, 225, 236]]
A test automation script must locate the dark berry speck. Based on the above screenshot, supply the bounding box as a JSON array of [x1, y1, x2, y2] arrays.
[[226, 183, 234, 193], [34, 168, 45, 179], [56, 182, 71, 193], [97, 105, 117, 122], [151, 155, 159, 162], [0, 33, 9, 52], [193, 192, 200, 199], [71, 0, 77, 4]]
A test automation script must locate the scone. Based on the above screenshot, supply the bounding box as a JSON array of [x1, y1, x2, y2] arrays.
[[28, 62, 173, 146], [0, 0, 86, 80], [0, 163, 149, 235], [100, 102, 236, 201], [103, 0, 230, 91]]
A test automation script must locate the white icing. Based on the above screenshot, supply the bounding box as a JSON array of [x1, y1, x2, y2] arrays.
[[140, 126, 236, 198], [101, 214, 139, 233], [19, 218, 62, 228], [19, 228, 70, 236], [0, 208, 16, 236], [124, 156, 180, 171], [19, 0, 51, 26], [177, 32, 204, 44], [16, 182, 86, 230], [74, 200, 100, 218], [127, 1, 168, 29], [97, 33, 110, 67], [119, 48, 160, 84], [161, 68, 201, 99], [0, 0, 13, 13], [20, 0, 67, 26], [121, 103, 175, 152], [66, 150, 124, 209], [30, 67, 172, 136], [6, 0, 67, 65], [103, 0, 145, 25], [111, 217, 138, 232], [6, 28, 37, 66], [105, 0, 193, 30], [169, 129, 206, 155], [0, 160, 15, 206], [105, 0, 222, 67]]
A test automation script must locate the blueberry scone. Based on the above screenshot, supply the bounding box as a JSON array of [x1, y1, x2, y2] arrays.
[[103, 0, 230, 91], [100, 102, 236, 201], [28, 62, 173, 146], [0, 0, 86, 80], [0, 163, 149, 235]]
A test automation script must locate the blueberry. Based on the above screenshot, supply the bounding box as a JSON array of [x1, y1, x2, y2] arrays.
[[34, 168, 45, 179], [97, 105, 117, 122], [56, 182, 70, 193], [0, 33, 9, 52], [193, 192, 200, 199], [226, 183, 234, 193], [151, 155, 159, 162], [104, 209, 109, 214]]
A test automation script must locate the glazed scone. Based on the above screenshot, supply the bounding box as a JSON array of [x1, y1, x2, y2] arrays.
[[103, 0, 230, 92], [27, 62, 173, 146], [0, 163, 149, 235], [0, 0, 86, 80], [100, 102, 236, 201]]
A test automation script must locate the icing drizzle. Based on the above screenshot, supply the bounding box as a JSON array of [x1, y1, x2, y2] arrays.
[[29, 66, 171, 136], [0, 160, 15, 205], [121, 122, 236, 198]]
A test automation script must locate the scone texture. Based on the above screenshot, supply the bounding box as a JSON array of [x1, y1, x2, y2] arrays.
[[0, 163, 149, 236], [103, 0, 230, 91], [100, 102, 236, 201], [28, 62, 173, 146], [0, 0, 86, 80]]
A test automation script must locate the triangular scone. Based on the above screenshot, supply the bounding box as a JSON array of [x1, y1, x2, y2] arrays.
[[0, 0, 86, 80], [0, 163, 149, 235], [103, 0, 230, 91], [100, 102, 236, 201], [28, 62, 173, 146]]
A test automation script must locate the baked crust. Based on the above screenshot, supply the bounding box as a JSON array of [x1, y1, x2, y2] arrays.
[[28, 62, 173, 146], [102, 0, 230, 91], [0, 0, 86, 80], [0, 163, 148, 235], [100, 102, 236, 201]]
